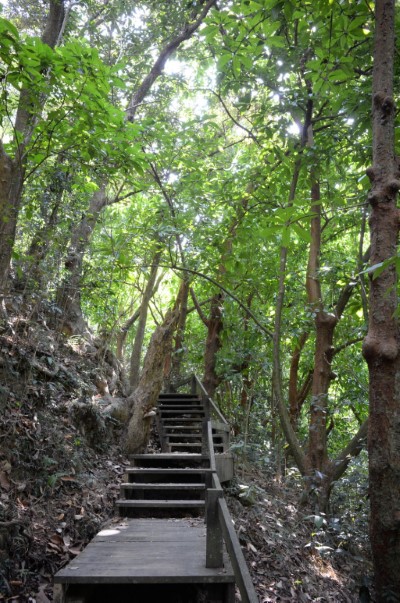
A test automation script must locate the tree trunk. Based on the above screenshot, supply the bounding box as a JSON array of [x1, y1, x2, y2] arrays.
[[362, 0, 400, 598], [0, 1, 66, 291], [306, 180, 338, 482], [125, 306, 179, 454], [55, 186, 108, 335], [170, 278, 190, 383], [203, 292, 224, 397], [129, 250, 162, 389], [116, 308, 141, 361], [288, 332, 309, 430]]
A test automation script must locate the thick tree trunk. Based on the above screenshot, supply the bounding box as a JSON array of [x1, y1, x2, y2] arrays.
[[125, 307, 179, 454], [129, 250, 162, 389], [362, 1, 400, 599]]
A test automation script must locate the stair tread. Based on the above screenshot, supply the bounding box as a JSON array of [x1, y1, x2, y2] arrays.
[[170, 443, 202, 447], [158, 404, 204, 412], [166, 434, 202, 438], [131, 453, 206, 459], [161, 418, 204, 422], [126, 468, 212, 473], [164, 426, 202, 430], [117, 499, 206, 505], [121, 482, 205, 489]]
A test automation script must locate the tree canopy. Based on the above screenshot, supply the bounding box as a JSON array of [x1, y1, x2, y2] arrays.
[[1, 0, 400, 599]]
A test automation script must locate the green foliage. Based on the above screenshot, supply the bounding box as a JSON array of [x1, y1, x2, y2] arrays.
[[1, 0, 386, 479]]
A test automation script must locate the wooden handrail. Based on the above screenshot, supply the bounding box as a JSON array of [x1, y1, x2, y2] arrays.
[[199, 380, 258, 602], [192, 373, 229, 425], [218, 497, 259, 603]]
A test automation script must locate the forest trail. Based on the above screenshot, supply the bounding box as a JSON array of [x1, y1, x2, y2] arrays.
[[53, 388, 257, 603]]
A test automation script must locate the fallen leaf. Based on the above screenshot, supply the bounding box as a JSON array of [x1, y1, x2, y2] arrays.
[[49, 534, 64, 546], [0, 471, 11, 491]]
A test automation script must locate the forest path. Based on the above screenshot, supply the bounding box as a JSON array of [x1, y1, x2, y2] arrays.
[[53, 389, 257, 602]]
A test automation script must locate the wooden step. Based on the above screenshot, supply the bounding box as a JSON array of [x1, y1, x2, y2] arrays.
[[116, 500, 205, 507], [161, 417, 204, 423], [120, 483, 205, 491], [158, 393, 200, 399], [164, 425, 203, 431], [158, 405, 204, 411], [169, 444, 203, 453], [159, 409, 205, 415], [166, 434, 202, 439], [120, 483, 206, 501], [130, 453, 207, 466], [117, 499, 206, 518], [126, 468, 212, 484]]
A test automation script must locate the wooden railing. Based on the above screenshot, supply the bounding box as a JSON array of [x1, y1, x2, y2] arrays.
[[193, 377, 259, 603]]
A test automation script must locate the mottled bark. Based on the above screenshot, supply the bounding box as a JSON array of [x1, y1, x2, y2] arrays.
[[306, 181, 338, 477], [362, 1, 400, 599], [125, 307, 179, 454]]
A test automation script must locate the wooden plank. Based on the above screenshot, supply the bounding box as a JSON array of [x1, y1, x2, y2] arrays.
[[54, 519, 234, 585], [120, 482, 205, 489], [116, 499, 205, 507], [126, 468, 212, 474], [131, 453, 205, 460], [206, 488, 223, 568]]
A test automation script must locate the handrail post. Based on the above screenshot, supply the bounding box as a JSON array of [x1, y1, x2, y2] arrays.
[[191, 374, 197, 395], [202, 418, 208, 457], [206, 488, 223, 568]]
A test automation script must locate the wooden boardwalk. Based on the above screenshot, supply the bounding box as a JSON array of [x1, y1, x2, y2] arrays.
[[54, 518, 233, 583], [54, 380, 258, 603]]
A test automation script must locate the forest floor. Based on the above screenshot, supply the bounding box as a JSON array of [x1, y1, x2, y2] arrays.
[[0, 297, 372, 602]]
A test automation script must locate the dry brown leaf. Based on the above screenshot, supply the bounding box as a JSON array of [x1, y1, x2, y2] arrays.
[[0, 471, 11, 491], [49, 534, 64, 546]]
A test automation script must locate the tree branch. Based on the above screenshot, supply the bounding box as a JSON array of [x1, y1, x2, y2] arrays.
[[126, 0, 217, 120], [189, 287, 209, 327]]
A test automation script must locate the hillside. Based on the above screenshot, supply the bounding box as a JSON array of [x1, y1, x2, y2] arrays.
[[0, 300, 372, 602]]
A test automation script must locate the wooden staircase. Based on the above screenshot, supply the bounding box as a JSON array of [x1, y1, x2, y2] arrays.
[[54, 376, 258, 603]]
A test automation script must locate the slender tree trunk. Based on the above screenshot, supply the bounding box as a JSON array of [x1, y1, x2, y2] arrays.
[[203, 292, 224, 397], [129, 250, 162, 389], [306, 180, 338, 482], [170, 278, 190, 382], [362, 0, 400, 598], [116, 308, 141, 361], [288, 332, 310, 429], [202, 193, 250, 397], [0, 1, 67, 291], [55, 186, 108, 335]]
